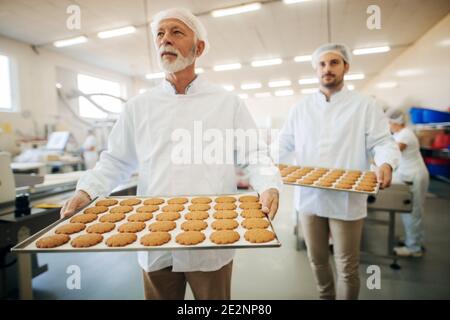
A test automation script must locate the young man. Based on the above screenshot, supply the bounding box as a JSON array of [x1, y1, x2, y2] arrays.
[[277, 43, 401, 299]]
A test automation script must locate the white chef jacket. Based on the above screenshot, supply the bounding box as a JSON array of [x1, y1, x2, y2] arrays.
[[393, 127, 427, 182], [76, 75, 282, 272], [278, 87, 400, 221]]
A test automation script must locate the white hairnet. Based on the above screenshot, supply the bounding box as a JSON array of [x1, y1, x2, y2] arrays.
[[311, 43, 351, 69], [386, 108, 406, 125], [150, 8, 209, 55]]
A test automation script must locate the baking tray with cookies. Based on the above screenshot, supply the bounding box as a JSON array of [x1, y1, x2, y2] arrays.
[[12, 193, 281, 253], [279, 164, 380, 195]]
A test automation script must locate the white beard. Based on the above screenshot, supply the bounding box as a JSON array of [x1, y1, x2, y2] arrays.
[[158, 45, 196, 73]]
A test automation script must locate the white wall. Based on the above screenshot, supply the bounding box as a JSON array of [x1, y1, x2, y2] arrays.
[[0, 35, 140, 154], [362, 13, 450, 111]]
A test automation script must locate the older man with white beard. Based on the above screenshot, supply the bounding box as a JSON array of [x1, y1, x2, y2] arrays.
[[60, 8, 282, 300]]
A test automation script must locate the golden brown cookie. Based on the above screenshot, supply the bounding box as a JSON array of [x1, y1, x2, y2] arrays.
[[71, 234, 103, 248], [84, 206, 108, 215], [168, 197, 189, 204], [86, 222, 115, 234], [175, 231, 205, 245], [242, 218, 270, 229], [162, 204, 184, 212], [316, 181, 333, 188], [244, 229, 275, 243], [298, 179, 315, 185], [143, 198, 165, 205], [215, 196, 237, 203], [188, 204, 211, 211], [99, 212, 125, 223], [106, 233, 137, 247], [185, 211, 209, 220], [283, 177, 298, 183], [95, 199, 118, 207], [70, 213, 97, 224], [55, 223, 85, 235], [239, 202, 262, 210], [181, 220, 208, 231], [210, 230, 240, 245], [148, 221, 176, 232], [213, 210, 238, 219], [355, 185, 375, 192], [241, 209, 265, 218], [36, 234, 70, 248], [347, 170, 362, 175], [214, 203, 237, 210], [110, 206, 133, 214], [119, 198, 142, 206], [191, 197, 212, 204], [127, 212, 153, 222], [358, 181, 377, 188], [335, 183, 353, 190], [238, 195, 259, 203], [211, 219, 238, 230], [156, 211, 181, 221], [118, 222, 146, 233], [278, 164, 287, 170], [140, 232, 171, 246], [136, 205, 159, 213]]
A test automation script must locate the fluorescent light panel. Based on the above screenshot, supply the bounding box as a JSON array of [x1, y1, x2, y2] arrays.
[[213, 63, 242, 71], [241, 83, 262, 90], [251, 58, 282, 67], [344, 73, 365, 80], [53, 36, 87, 47], [294, 55, 312, 62], [211, 3, 261, 17], [268, 80, 291, 88], [275, 89, 294, 96], [97, 26, 136, 39], [352, 46, 390, 55], [298, 78, 319, 85]]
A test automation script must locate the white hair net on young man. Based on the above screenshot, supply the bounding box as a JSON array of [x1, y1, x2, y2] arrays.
[[311, 43, 351, 69], [150, 8, 210, 55], [386, 108, 406, 125]]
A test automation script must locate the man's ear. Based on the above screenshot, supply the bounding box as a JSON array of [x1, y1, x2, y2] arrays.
[[196, 40, 205, 57], [344, 62, 350, 74]]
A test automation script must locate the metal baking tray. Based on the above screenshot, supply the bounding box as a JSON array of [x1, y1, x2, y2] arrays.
[[279, 164, 380, 195], [12, 193, 281, 253]]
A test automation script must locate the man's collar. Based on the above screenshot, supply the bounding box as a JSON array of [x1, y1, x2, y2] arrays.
[[162, 74, 203, 95]]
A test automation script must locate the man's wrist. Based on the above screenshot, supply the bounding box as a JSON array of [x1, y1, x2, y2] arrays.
[[77, 189, 92, 201]]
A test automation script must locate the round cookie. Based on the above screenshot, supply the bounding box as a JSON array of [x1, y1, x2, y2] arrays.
[[70, 213, 97, 224], [86, 222, 115, 234], [95, 199, 118, 207], [106, 233, 137, 247], [335, 183, 353, 190], [168, 197, 189, 204], [127, 212, 153, 222], [156, 211, 181, 221], [355, 185, 375, 192], [242, 218, 270, 230], [210, 230, 240, 245], [239, 202, 262, 210], [71, 234, 103, 248], [283, 177, 297, 183], [55, 223, 85, 235], [136, 205, 159, 213], [212, 219, 238, 230], [214, 203, 237, 210], [181, 220, 207, 231], [185, 211, 209, 220], [244, 229, 275, 243], [241, 209, 265, 219], [298, 179, 315, 185], [110, 206, 133, 214], [119, 198, 142, 206], [149, 221, 176, 232], [213, 210, 238, 219], [143, 198, 165, 205], [238, 195, 259, 203], [162, 204, 184, 212], [176, 231, 205, 245], [84, 206, 108, 215], [188, 204, 210, 211], [316, 181, 333, 188], [191, 197, 212, 204], [140, 232, 171, 246], [118, 222, 146, 233], [358, 181, 377, 188], [100, 212, 125, 223], [215, 196, 237, 203], [36, 234, 70, 248]]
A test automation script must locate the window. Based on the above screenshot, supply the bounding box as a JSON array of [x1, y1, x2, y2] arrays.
[[0, 54, 13, 111], [77, 73, 125, 119]]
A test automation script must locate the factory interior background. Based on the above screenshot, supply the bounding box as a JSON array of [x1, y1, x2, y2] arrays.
[[0, 0, 449, 300]]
